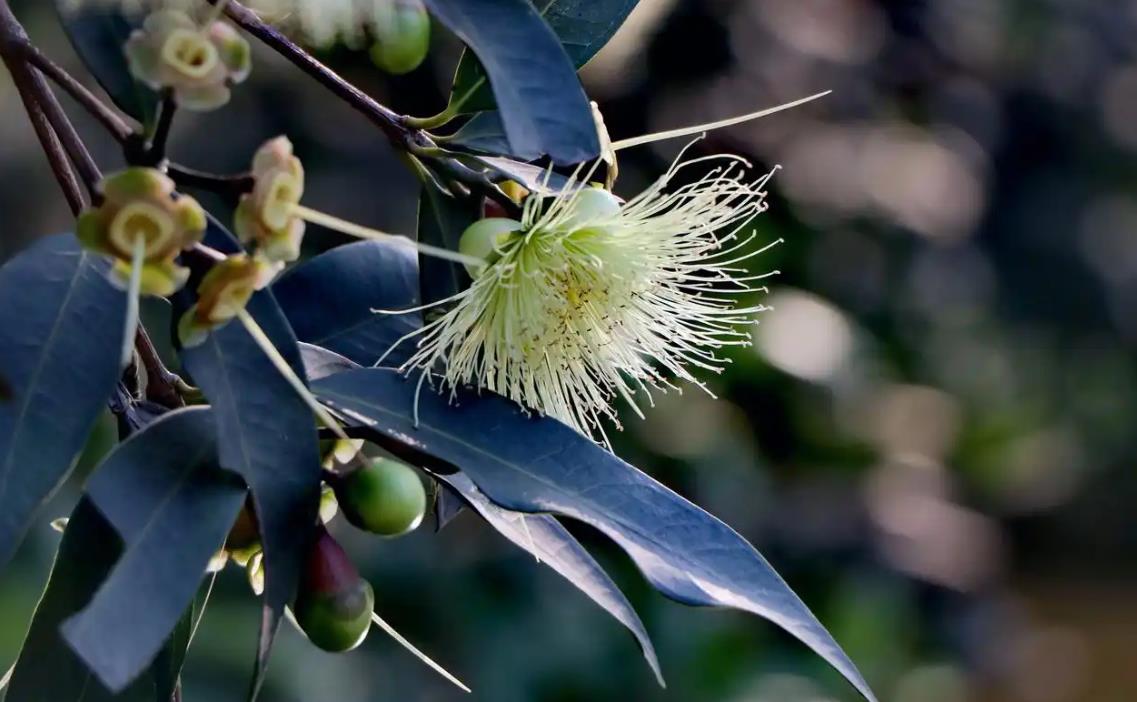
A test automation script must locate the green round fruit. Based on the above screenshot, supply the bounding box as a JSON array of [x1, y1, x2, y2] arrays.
[[292, 528, 374, 652], [333, 458, 427, 537], [458, 217, 522, 276], [370, 0, 431, 75]]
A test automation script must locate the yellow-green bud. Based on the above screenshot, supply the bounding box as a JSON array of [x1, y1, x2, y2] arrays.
[[76, 167, 205, 295], [236, 137, 306, 263], [178, 254, 274, 347], [125, 10, 251, 111]]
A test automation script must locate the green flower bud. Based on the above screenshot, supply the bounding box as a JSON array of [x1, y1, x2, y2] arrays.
[[319, 484, 340, 525], [178, 254, 274, 347], [246, 550, 265, 596], [125, 10, 251, 112], [369, 0, 431, 75], [76, 168, 205, 295], [458, 218, 522, 276], [561, 186, 622, 233], [235, 137, 306, 264], [292, 527, 374, 652], [332, 458, 426, 537]]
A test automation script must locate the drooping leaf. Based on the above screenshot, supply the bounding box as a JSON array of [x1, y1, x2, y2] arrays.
[[448, 0, 639, 116], [175, 221, 322, 699], [6, 501, 186, 702], [53, 2, 157, 124], [433, 481, 466, 531], [61, 407, 245, 693], [273, 240, 420, 366], [417, 183, 479, 308], [474, 156, 574, 194], [298, 342, 360, 382], [426, 0, 599, 164], [441, 472, 663, 686], [314, 369, 877, 702], [0, 233, 126, 570]]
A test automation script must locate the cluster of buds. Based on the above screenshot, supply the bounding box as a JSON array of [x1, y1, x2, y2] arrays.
[[177, 253, 277, 346], [235, 137, 306, 269], [77, 168, 206, 295], [125, 9, 251, 111]]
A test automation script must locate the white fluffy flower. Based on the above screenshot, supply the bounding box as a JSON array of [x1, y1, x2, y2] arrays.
[[392, 150, 782, 443]]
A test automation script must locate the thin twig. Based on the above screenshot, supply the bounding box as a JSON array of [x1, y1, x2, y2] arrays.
[[212, 0, 518, 214], [7, 64, 85, 213], [22, 42, 135, 142], [167, 163, 254, 199], [30, 69, 102, 194], [215, 0, 409, 144], [135, 325, 185, 408], [146, 91, 176, 163]]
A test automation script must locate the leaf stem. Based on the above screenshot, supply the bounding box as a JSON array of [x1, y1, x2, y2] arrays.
[[404, 76, 486, 130]]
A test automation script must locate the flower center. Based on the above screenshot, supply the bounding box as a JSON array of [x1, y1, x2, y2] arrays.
[[109, 201, 175, 258], [262, 172, 302, 230], [162, 29, 220, 79]]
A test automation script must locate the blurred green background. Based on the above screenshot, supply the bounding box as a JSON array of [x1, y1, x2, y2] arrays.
[[2, 1, 1136, 701]]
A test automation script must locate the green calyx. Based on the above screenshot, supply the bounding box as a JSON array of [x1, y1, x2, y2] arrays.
[[458, 217, 522, 277], [333, 458, 427, 537]]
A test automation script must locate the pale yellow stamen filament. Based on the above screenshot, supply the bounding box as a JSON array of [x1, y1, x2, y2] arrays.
[[121, 235, 146, 368], [370, 610, 472, 693], [235, 309, 350, 441], [609, 91, 831, 151], [290, 204, 486, 271]]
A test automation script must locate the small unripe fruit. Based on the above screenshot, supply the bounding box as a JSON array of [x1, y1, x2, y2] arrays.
[[292, 527, 374, 652], [332, 458, 427, 537], [369, 0, 430, 75], [458, 218, 521, 277]]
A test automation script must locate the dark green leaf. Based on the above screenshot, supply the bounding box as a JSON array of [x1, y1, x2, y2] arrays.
[[442, 472, 663, 686], [426, 0, 599, 163], [417, 184, 479, 308], [175, 222, 322, 700], [53, 2, 157, 124], [448, 0, 638, 118], [0, 233, 125, 570], [7, 501, 181, 702], [314, 369, 877, 702], [273, 240, 420, 366], [447, 111, 512, 155], [61, 407, 245, 693]]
